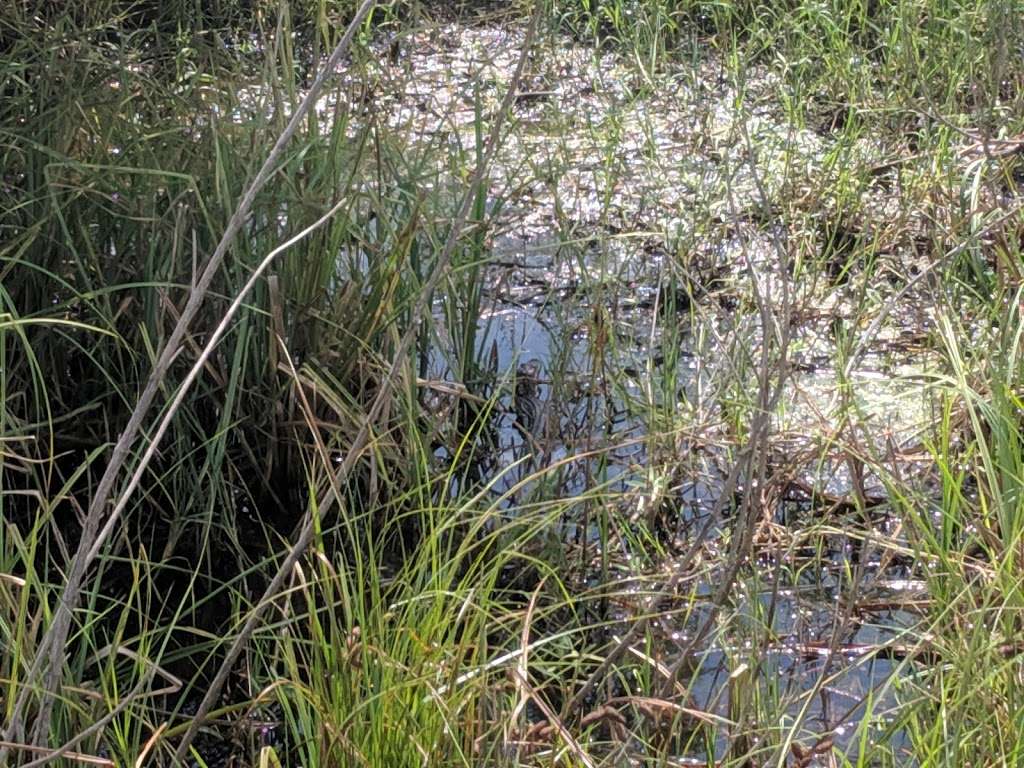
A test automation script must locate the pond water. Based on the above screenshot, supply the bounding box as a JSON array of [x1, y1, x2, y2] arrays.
[[311, 17, 946, 763]]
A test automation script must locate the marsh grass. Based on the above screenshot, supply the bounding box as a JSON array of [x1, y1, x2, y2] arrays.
[[2, 0, 1024, 765]]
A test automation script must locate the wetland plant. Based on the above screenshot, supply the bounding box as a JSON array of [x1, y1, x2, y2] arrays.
[[1, 0, 1023, 765]]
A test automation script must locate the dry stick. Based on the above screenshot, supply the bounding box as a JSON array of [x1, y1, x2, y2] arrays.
[[0, 2, 380, 754], [0, 742, 113, 768], [171, 7, 544, 762], [510, 578, 547, 729]]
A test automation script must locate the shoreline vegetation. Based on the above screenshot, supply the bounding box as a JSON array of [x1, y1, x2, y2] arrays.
[[2, 0, 1023, 765]]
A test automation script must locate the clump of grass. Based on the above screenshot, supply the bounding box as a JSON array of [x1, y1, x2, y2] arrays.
[[0, 0, 479, 757]]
